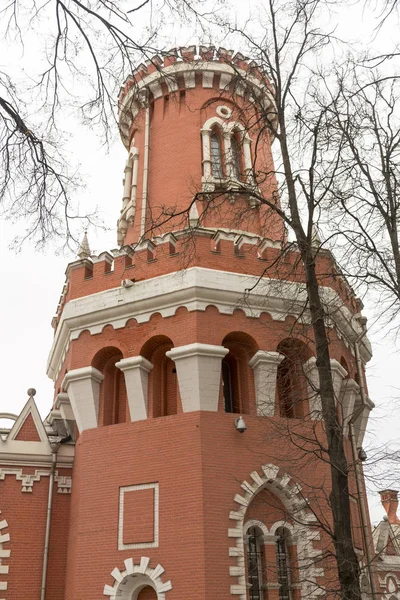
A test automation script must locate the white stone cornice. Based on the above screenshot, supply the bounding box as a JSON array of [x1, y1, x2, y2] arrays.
[[47, 267, 372, 381]]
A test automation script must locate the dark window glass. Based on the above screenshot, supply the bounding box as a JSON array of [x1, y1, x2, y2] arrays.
[[222, 359, 233, 413], [247, 527, 263, 600], [211, 132, 223, 177], [231, 136, 242, 179], [276, 529, 291, 600]]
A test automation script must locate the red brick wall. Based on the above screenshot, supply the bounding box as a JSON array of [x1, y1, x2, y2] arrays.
[[14, 413, 41, 441], [0, 466, 71, 600]]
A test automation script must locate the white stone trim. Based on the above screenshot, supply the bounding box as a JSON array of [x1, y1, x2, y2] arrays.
[[48, 267, 372, 381], [118, 60, 277, 149], [118, 483, 159, 550], [0, 397, 75, 468], [166, 343, 228, 412], [0, 468, 71, 493], [229, 464, 324, 599], [249, 351, 284, 416], [116, 356, 153, 422], [62, 367, 104, 433], [6, 397, 48, 444], [0, 512, 10, 597], [104, 556, 171, 599]]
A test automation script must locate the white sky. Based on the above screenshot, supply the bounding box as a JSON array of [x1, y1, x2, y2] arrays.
[[0, 0, 399, 525]]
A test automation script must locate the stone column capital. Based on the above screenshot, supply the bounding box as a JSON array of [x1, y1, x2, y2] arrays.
[[249, 350, 284, 369], [62, 366, 104, 388], [116, 356, 153, 373]]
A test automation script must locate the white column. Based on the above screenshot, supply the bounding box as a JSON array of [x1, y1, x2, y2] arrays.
[[249, 351, 284, 416], [62, 367, 104, 433], [116, 356, 153, 422], [303, 357, 321, 419], [201, 130, 212, 178], [339, 379, 359, 436], [166, 343, 228, 412]]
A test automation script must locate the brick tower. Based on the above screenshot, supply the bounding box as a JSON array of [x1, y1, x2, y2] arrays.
[[0, 46, 377, 600]]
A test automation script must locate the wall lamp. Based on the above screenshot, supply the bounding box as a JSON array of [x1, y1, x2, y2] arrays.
[[235, 416, 247, 433]]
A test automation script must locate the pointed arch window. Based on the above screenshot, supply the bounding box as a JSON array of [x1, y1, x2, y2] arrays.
[[276, 528, 291, 600], [210, 130, 223, 178], [247, 526, 264, 600]]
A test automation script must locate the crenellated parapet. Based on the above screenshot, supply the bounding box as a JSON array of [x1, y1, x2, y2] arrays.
[[51, 229, 362, 328], [118, 45, 277, 150]]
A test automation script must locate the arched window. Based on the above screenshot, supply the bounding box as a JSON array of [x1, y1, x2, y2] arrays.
[[247, 526, 264, 600], [210, 130, 223, 178], [222, 359, 233, 413], [92, 347, 128, 426], [231, 135, 242, 180], [221, 332, 258, 415], [277, 339, 311, 418], [276, 528, 291, 600], [141, 336, 179, 418]]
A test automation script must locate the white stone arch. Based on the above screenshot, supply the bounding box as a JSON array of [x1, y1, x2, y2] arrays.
[[0, 510, 10, 596], [269, 520, 296, 536], [228, 463, 324, 600], [243, 519, 269, 537], [104, 557, 172, 600]]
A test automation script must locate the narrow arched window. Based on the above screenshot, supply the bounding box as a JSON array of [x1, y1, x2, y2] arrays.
[[211, 131, 223, 178], [247, 526, 264, 600], [231, 135, 242, 180], [222, 359, 233, 413], [276, 528, 291, 600]]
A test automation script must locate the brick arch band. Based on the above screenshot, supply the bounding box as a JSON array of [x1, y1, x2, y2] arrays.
[[104, 557, 172, 599], [229, 463, 325, 600], [0, 511, 10, 596]]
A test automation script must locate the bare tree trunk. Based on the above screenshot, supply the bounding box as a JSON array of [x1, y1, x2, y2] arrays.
[[280, 118, 361, 600]]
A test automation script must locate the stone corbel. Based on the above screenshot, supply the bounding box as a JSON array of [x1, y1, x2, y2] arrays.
[[330, 359, 348, 404], [249, 351, 284, 416], [352, 396, 375, 447], [116, 356, 153, 422], [166, 343, 228, 412], [303, 358, 352, 422], [338, 378, 359, 436], [62, 367, 104, 433]]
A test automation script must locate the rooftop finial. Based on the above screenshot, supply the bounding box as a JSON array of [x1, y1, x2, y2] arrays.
[[77, 231, 91, 259]]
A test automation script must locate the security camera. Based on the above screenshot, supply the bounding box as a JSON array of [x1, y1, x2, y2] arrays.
[[235, 416, 247, 433], [121, 279, 134, 288]]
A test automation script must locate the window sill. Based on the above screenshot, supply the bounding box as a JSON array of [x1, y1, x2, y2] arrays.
[[201, 177, 260, 204]]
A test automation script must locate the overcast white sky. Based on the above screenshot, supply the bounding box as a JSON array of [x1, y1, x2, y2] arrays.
[[0, 0, 399, 525]]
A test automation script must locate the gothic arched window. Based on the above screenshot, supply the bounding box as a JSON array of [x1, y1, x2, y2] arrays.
[[276, 527, 291, 600], [277, 339, 310, 418], [210, 130, 223, 178], [247, 526, 264, 600]]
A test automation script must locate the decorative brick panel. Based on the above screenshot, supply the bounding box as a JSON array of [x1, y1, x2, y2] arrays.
[[118, 483, 159, 550]]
